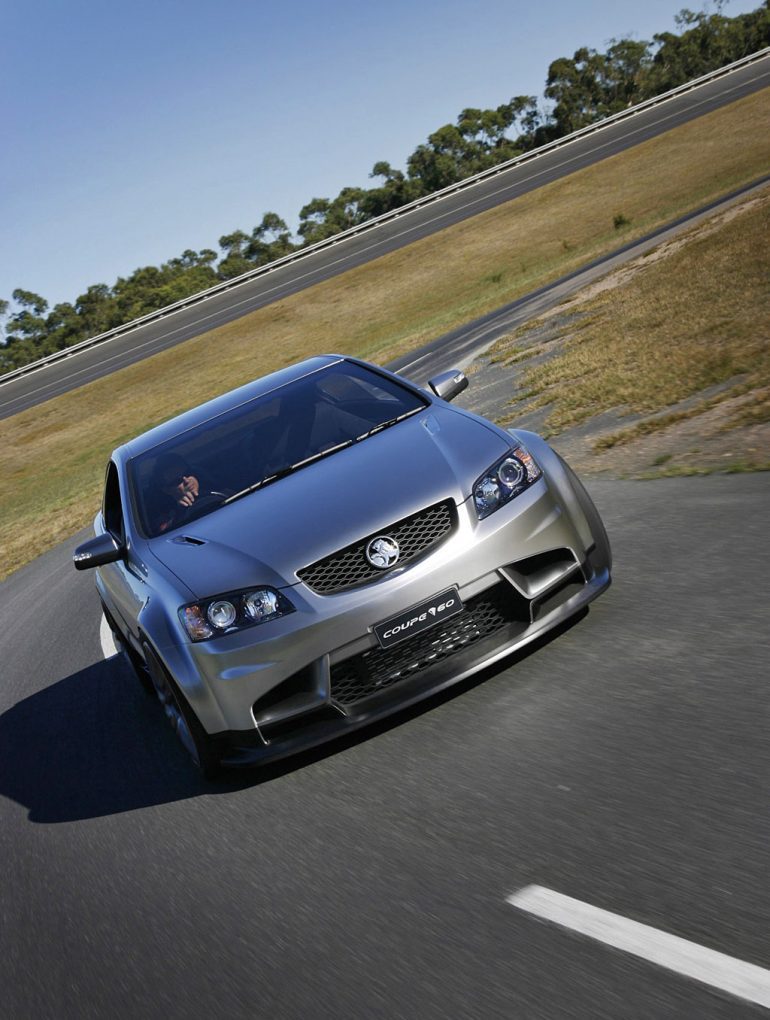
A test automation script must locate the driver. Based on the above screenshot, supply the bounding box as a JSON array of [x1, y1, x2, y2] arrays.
[[149, 453, 225, 534]]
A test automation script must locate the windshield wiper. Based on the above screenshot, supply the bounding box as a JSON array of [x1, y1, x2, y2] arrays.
[[355, 405, 423, 442], [224, 438, 355, 506], [223, 410, 422, 508]]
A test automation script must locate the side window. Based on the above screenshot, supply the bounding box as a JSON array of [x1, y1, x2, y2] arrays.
[[103, 462, 125, 543]]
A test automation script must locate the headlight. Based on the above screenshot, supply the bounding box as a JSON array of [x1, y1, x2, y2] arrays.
[[473, 444, 542, 519], [179, 587, 294, 641]]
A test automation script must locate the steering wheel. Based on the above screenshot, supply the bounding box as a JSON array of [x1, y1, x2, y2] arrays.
[[174, 491, 226, 525]]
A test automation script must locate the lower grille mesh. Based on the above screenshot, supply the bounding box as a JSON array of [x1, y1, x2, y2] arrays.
[[330, 584, 519, 707]]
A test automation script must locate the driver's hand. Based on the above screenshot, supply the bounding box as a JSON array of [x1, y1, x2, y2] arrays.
[[175, 475, 200, 507]]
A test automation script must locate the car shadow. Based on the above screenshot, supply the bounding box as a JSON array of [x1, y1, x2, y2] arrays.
[[1, 611, 587, 824]]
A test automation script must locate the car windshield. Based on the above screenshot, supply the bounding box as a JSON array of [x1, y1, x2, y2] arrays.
[[129, 361, 428, 537]]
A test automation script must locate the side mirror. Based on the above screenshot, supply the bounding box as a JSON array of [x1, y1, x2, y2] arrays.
[[427, 369, 468, 402], [73, 533, 124, 571]]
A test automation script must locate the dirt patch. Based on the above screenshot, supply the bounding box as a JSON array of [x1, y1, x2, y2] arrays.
[[549, 391, 770, 477]]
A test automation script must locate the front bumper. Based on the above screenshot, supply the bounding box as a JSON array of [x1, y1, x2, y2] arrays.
[[154, 474, 611, 764], [221, 557, 609, 767]]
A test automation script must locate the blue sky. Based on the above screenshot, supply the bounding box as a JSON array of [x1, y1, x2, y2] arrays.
[[1, 0, 760, 310]]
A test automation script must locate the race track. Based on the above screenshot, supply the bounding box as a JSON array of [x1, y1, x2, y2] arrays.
[[3, 53, 770, 1019], [2, 471, 769, 1018]]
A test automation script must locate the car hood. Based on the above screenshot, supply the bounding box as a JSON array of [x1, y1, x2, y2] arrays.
[[148, 406, 509, 598]]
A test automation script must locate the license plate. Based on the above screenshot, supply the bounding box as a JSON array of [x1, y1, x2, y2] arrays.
[[374, 587, 463, 649]]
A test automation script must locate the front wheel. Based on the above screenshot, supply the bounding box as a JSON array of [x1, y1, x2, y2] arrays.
[[142, 642, 222, 779]]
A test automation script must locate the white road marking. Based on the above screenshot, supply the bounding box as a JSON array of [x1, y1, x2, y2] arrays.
[[508, 885, 770, 1009], [99, 613, 119, 659]]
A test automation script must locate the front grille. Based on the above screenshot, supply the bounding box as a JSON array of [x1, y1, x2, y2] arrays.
[[330, 583, 520, 707], [298, 500, 455, 595]]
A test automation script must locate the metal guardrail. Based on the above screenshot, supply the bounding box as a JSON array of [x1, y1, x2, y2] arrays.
[[2, 45, 768, 388]]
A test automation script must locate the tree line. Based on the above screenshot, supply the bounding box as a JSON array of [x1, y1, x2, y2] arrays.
[[2, 1, 768, 373]]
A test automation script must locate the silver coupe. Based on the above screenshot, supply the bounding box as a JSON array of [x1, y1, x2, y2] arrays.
[[74, 355, 611, 776]]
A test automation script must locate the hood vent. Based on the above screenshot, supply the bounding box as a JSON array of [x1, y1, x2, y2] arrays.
[[171, 535, 207, 547]]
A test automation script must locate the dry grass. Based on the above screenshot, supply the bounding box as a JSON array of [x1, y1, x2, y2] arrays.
[[484, 185, 770, 480], [729, 385, 770, 427], [492, 189, 770, 435], [1, 87, 769, 577]]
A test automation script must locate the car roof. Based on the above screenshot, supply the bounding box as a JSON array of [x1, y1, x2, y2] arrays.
[[115, 354, 345, 461]]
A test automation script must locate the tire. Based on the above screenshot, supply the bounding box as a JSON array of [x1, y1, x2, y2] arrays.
[[141, 641, 222, 780]]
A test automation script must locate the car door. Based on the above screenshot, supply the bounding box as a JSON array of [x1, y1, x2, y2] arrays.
[[98, 461, 147, 648]]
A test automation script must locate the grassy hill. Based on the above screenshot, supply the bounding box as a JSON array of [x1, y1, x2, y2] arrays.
[[1, 86, 768, 578]]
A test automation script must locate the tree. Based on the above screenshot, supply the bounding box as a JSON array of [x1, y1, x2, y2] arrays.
[[245, 212, 294, 264], [168, 248, 218, 272], [298, 197, 333, 245], [217, 253, 253, 280], [545, 40, 651, 136], [641, 3, 770, 97], [67, 284, 115, 340], [218, 230, 249, 257], [362, 161, 422, 218], [407, 140, 463, 194], [44, 302, 82, 351], [5, 289, 50, 345], [217, 230, 252, 279]]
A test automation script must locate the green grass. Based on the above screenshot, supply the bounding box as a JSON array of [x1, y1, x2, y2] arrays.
[[1, 86, 769, 578]]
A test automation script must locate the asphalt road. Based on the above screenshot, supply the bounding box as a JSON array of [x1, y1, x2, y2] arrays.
[[2, 472, 769, 1018], [1, 55, 768, 421]]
